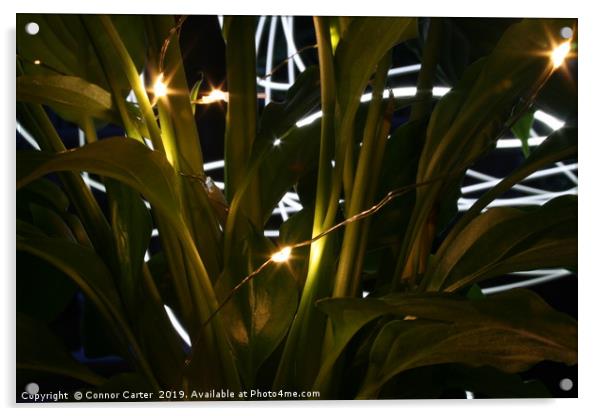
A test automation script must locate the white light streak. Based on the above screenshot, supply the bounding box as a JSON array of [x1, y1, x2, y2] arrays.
[[534, 110, 565, 131], [388, 64, 422, 76], [264, 16, 278, 105], [280, 15, 306, 72], [482, 269, 572, 295], [264, 229, 280, 237], [278, 200, 289, 221], [255, 15, 266, 50], [164, 305, 191, 347], [203, 160, 225, 171], [16, 122, 40, 150]]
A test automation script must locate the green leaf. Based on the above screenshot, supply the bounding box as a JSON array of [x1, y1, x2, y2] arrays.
[[511, 109, 535, 157], [17, 75, 119, 125], [335, 18, 417, 112], [352, 289, 577, 398], [435, 126, 577, 272], [29, 203, 77, 241], [401, 20, 574, 279], [17, 178, 70, 213], [17, 138, 182, 225], [106, 180, 152, 307], [16, 235, 125, 326], [425, 195, 576, 292], [105, 180, 185, 387], [256, 66, 320, 145], [216, 232, 298, 387], [17, 14, 146, 95], [223, 16, 258, 208], [313, 297, 390, 391], [17, 313, 106, 386]]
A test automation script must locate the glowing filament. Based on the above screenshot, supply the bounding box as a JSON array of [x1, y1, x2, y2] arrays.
[[153, 73, 168, 97], [551, 41, 571, 69], [271, 246, 292, 263]]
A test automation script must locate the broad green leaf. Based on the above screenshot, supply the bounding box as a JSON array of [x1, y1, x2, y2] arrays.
[[17, 313, 106, 386], [17, 14, 146, 95], [420, 19, 573, 183], [256, 66, 320, 146], [16, 235, 125, 325], [402, 20, 574, 277], [313, 297, 392, 391], [223, 16, 258, 206], [216, 232, 298, 387], [106, 180, 152, 307], [17, 138, 182, 225], [17, 75, 119, 125], [427, 195, 577, 292], [105, 180, 185, 387], [335, 18, 417, 111], [353, 289, 577, 398], [17, 178, 69, 213], [368, 119, 425, 249], [29, 203, 77, 242]]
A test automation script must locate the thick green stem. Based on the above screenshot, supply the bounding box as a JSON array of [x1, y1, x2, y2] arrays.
[[332, 53, 391, 298], [410, 18, 442, 121], [223, 16, 262, 228], [273, 17, 336, 390]]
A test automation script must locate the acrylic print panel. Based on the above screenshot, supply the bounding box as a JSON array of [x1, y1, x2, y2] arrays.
[[16, 14, 577, 402]]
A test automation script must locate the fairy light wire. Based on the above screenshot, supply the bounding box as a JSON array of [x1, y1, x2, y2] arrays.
[[199, 165, 476, 332]]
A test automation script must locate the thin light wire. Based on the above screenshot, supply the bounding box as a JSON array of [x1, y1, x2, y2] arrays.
[[200, 168, 468, 330]]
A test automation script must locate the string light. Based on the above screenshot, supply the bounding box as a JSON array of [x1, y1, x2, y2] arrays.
[[192, 166, 474, 337], [33, 59, 40, 65], [153, 73, 168, 98], [193, 89, 229, 104], [271, 246, 291, 262], [551, 41, 571, 69]]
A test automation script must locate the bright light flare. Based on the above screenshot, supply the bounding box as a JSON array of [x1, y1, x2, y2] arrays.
[[197, 89, 229, 104], [271, 246, 292, 263], [153, 73, 168, 97], [551, 41, 571, 69]]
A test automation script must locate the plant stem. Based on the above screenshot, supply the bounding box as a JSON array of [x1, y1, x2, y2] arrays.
[[273, 17, 336, 390], [332, 53, 391, 298], [410, 18, 442, 121], [223, 16, 262, 228]]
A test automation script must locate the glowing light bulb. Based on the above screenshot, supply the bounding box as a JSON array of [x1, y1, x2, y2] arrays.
[[273, 138, 282, 146], [207, 89, 228, 102], [551, 41, 571, 69], [153, 73, 168, 97], [271, 246, 292, 263], [196, 89, 229, 104]]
